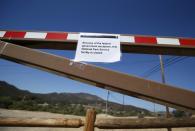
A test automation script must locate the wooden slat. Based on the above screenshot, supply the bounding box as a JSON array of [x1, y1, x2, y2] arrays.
[[0, 117, 83, 127], [0, 41, 195, 112], [0, 117, 195, 129], [0, 30, 195, 56], [95, 117, 195, 129]]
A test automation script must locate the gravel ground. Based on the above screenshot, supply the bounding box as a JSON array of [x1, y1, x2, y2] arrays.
[[0, 108, 195, 131]]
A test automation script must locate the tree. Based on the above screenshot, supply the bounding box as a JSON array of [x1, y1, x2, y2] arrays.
[[172, 110, 191, 117], [0, 96, 13, 108]]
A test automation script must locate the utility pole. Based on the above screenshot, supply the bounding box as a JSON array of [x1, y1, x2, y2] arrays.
[[122, 95, 125, 112], [159, 55, 171, 131], [106, 90, 110, 115], [153, 102, 156, 116]]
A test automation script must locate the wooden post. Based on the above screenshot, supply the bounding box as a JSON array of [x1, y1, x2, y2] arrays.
[[84, 108, 96, 131]]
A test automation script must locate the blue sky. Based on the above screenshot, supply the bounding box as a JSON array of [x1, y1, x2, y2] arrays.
[[0, 0, 195, 111]]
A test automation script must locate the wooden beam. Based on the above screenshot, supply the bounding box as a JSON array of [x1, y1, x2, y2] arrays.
[[0, 41, 195, 112], [0, 117, 83, 127], [1, 38, 195, 56], [1, 30, 195, 56], [0, 117, 195, 129], [95, 117, 195, 129]]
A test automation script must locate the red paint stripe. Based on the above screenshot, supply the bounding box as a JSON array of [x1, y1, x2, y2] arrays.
[[179, 38, 195, 46], [46, 32, 68, 40], [135, 36, 157, 44], [4, 31, 26, 38]]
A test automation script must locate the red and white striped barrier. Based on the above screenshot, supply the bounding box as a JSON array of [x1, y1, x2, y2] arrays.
[[0, 30, 195, 46]]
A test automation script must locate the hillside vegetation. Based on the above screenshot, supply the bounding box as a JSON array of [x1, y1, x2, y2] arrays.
[[0, 81, 151, 116]]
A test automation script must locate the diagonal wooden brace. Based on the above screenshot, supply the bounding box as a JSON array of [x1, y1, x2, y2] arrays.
[[0, 41, 195, 112]]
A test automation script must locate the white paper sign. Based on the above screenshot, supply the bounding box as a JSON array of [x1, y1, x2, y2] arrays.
[[74, 33, 121, 63]]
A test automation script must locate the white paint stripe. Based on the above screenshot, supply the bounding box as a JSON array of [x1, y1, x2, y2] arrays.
[[25, 32, 47, 39], [0, 42, 8, 54], [67, 33, 79, 40], [157, 38, 180, 45], [0, 31, 6, 37], [120, 36, 135, 43]]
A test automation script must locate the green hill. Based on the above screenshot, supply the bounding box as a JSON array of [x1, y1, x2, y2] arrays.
[[0, 81, 151, 116]]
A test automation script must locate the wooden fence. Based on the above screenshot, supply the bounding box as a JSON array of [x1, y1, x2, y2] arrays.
[[0, 109, 195, 131]]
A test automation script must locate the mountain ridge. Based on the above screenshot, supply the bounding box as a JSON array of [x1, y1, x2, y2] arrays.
[[0, 81, 151, 116]]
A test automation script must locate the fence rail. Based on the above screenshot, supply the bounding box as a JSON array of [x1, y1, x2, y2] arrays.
[[0, 109, 195, 130]]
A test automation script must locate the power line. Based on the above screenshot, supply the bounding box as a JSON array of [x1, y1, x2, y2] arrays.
[[110, 92, 122, 103], [141, 56, 177, 77], [110, 92, 125, 112], [164, 56, 188, 67], [141, 56, 188, 78]]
